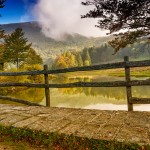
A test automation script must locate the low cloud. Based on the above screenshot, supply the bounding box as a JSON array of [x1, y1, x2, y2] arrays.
[[33, 0, 108, 40]]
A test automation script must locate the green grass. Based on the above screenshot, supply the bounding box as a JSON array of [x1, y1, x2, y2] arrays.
[[0, 125, 149, 150], [54, 67, 150, 79], [108, 69, 150, 78]]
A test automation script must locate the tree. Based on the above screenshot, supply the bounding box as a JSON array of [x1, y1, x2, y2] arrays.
[[0, 0, 5, 16], [0, 29, 5, 70], [0, 0, 5, 8], [76, 53, 83, 67], [0, 44, 5, 70], [23, 48, 43, 65], [0, 0, 6, 70], [84, 49, 91, 66], [3, 28, 32, 69], [0, 29, 5, 39], [52, 55, 68, 69], [0, 0, 6, 39], [52, 51, 78, 69], [82, 0, 150, 53]]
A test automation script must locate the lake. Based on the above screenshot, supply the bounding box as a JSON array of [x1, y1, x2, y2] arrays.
[[0, 76, 150, 111]]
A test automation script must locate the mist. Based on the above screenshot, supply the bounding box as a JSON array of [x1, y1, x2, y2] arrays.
[[33, 0, 108, 40]]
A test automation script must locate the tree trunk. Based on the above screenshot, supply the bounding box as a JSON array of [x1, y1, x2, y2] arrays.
[[2, 63, 4, 70], [147, 49, 150, 56], [0, 62, 4, 70], [16, 58, 19, 69]]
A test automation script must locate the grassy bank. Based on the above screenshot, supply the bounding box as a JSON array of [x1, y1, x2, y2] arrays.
[[0, 125, 149, 150], [56, 66, 150, 79], [108, 67, 150, 78]]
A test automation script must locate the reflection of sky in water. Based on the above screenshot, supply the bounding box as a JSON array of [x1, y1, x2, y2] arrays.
[[56, 104, 150, 112], [84, 104, 150, 111]]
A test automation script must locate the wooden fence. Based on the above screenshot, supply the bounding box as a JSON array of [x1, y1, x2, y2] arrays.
[[0, 56, 150, 111]]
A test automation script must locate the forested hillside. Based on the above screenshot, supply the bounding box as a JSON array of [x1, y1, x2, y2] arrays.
[[52, 41, 150, 69], [1, 22, 113, 61], [1, 22, 149, 68]]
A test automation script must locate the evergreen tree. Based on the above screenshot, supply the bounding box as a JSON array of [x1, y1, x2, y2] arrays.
[[3, 28, 32, 69], [0, 0, 5, 8], [76, 53, 83, 67], [0, 29, 5, 39], [0, 0, 6, 70], [66, 51, 72, 58], [23, 48, 43, 65], [84, 49, 91, 66], [0, 0, 5, 17], [0, 44, 4, 70], [68, 53, 77, 67], [0, 30, 6, 70], [84, 60, 90, 66]]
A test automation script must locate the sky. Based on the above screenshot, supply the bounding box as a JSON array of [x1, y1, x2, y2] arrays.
[[0, 0, 108, 39], [0, 0, 37, 24]]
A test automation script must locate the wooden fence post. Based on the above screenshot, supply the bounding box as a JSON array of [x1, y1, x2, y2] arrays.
[[124, 56, 133, 111], [44, 65, 50, 107]]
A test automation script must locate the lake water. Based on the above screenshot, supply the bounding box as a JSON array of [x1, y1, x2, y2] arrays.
[[0, 76, 150, 111]]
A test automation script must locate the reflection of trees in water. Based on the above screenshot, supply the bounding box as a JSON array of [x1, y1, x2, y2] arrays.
[[0, 88, 45, 105], [58, 87, 126, 100], [92, 87, 127, 100], [52, 77, 150, 100], [132, 86, 150, 98], [52, 77, 127, 100], [1, 77, 148, 105], [51, 76, 91, 84]]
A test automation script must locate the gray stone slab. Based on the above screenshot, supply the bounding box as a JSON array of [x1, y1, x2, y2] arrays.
[[0, 109, 14, 114], [116, 124, 150, 144], [13, 116, 40, 128], [59, 123, 85, 135], [97, 124, 120, 140], [0, 114, 13, 121], [28, 118, 70, 132], [0, 105, 150, 146], [0, 114, 26, 126], [10, 110, 33, 117], [76, 123, 101, 139]]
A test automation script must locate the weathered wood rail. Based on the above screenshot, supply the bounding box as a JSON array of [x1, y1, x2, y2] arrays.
[[0, 56, 150, 111]]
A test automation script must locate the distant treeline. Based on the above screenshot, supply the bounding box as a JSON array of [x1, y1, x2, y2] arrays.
[[52, 40, 150, 69]]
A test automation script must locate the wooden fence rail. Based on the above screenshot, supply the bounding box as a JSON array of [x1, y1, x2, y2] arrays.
[[0, 56, 150, 111]]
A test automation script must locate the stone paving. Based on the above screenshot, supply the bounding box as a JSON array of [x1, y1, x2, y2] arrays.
[[0, 104, 150, 145]]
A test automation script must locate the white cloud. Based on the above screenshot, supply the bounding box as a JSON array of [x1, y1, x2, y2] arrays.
[[33, 0, 108, 40]]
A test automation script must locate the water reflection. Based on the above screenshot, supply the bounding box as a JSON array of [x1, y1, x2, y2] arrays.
[[0, 87, 45, 105], [84, 104, 150, 111], [47, 77, 150, 111], [51, 77, 150, 99], [0, 76, 150, 112]]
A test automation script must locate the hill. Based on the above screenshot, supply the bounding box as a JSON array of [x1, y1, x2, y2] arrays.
[[1, 22, 113, 61]]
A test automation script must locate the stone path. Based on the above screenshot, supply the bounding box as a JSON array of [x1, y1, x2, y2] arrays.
[[0, 104, 150, 145]]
